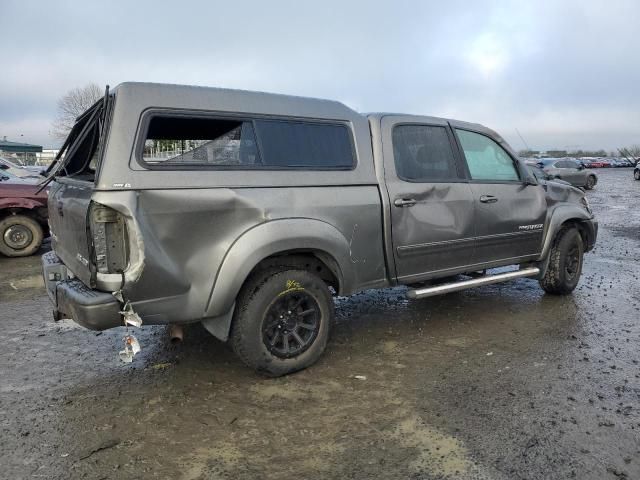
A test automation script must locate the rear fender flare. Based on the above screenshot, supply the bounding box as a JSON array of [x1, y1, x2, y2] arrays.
[[202, 218, 353, 339]]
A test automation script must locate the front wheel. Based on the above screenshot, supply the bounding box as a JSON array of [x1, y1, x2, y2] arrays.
[[634, 169, 640, 181], [229, 269, 334, 377], [585, 175, 596, 190], [0, 215, 44, 257], [539, 228, 584, 295]]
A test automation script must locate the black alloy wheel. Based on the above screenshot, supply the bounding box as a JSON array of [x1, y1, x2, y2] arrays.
[[262, 291, 321, 359]]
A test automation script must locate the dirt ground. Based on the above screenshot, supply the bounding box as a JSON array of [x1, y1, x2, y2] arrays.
[[1, 168, 639, 480]]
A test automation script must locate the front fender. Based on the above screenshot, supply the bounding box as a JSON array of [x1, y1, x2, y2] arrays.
[[540, 205, 597, 262], [203, 218, 354, 320]]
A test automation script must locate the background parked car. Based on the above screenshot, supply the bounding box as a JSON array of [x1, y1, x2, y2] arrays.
[[0, 157, 43, 180], [527, 165, 572, 186], [537, 159, 598, 189], [588, 160, 606, 168], [614, 159, 634, 167], [0, 175, 48, 257], [0, 166, 39, 184]]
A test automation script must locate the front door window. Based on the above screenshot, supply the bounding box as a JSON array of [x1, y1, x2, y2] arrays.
[[455, 129, 519, 182]]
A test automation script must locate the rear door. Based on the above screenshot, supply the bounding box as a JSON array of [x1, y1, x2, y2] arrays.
[[453, 127, 546, 265], [382, 116, 476, 283]]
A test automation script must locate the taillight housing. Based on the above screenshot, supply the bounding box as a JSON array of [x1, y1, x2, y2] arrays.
[[89, 202, 129, 274]]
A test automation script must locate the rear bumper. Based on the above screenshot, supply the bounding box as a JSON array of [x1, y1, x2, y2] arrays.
[[41, 251, 122, 330]]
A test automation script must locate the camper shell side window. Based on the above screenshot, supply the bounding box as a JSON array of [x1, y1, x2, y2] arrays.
[[136, 111, 357, 171]]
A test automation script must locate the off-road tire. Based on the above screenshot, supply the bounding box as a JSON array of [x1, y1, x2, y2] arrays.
[[634, 169, 640, 181], [584, 175, 596, 190], [539, 227, 584, 295], [229, 268, 334, 377], [0, 215, 44, 257]]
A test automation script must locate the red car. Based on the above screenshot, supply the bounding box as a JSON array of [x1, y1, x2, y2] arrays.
[[0, 170, 49, 257]]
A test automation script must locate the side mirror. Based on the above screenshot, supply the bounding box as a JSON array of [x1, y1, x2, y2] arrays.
[[578, 165, 584, 170], [0, 163, 8, 170]]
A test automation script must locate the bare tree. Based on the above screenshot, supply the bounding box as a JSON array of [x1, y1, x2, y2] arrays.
[[51, 83, 102, 140], [618, 145, 640, 166]]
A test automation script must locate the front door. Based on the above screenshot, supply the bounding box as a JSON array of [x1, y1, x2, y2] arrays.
[[453, 127, 547, 265], [382, 117, 476, 283]]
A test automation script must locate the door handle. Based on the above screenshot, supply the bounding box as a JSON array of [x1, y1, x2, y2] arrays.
[[479, 195, 498, 204], [394, 198, 417, 207]]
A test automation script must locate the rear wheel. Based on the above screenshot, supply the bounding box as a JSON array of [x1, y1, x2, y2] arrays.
[[229, 268, 333, 377], [585, 175, 596, 190], [0, 215, 44, 257], [539, 227, 584, 295]]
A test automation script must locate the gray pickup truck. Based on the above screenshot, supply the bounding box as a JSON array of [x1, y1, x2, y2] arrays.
[[41, 82, 597, 376]]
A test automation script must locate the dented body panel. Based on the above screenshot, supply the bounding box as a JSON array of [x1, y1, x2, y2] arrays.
[[115, 186, 386, 326], [42, 82, 597, 339]]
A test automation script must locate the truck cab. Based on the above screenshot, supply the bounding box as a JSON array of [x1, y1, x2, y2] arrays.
[[42, 82, 597, 376]]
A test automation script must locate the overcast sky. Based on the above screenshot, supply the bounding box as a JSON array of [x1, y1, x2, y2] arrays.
[[1, 0, 639, 151]]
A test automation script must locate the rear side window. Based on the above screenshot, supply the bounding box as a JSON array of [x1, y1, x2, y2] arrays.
[[141, 114, 355, 169], [456, 129, 520, 182], [555, 160, 579, 169], [392, 125, 460, 181], [254, 120, 354, 169]]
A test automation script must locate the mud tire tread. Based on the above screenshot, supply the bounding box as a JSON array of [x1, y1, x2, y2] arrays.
[[584, 175, 596, 190], [229, 267, 333, 377], [539, 227, 583, 295]]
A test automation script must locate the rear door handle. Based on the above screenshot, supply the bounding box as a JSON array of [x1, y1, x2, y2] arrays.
[[479, 195, 498, 204], [394, 198, 417, 207]]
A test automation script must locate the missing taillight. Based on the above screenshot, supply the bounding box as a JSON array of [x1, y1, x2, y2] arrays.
[[90, 203, 129, 273]]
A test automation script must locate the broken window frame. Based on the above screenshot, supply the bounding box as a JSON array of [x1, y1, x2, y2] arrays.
[[40, 89, 113, 188]]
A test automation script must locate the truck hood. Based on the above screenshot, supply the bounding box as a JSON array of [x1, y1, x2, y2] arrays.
[[0, 180, 49, 200], [544, 179, 588, 209]]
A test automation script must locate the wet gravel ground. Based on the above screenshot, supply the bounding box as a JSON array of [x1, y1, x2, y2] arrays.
[[1, 168, 639, 480]]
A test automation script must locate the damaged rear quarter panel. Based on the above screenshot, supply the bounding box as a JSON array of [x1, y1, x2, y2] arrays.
[[121, 186, 386, 325]]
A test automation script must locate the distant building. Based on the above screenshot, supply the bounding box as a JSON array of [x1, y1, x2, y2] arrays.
[[0, 136, 43, 166]]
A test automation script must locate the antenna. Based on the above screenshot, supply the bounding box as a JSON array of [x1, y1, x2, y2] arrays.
[[515, 128, 530, 151]]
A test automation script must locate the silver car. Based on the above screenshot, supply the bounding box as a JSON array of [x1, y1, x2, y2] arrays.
[[538, 159, 597, 189]]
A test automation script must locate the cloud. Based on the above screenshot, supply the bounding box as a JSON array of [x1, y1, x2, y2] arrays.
[[1, 0, 639, 150]]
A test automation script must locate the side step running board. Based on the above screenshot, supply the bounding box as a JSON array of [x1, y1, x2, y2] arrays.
[[406, 267, 540, 300]]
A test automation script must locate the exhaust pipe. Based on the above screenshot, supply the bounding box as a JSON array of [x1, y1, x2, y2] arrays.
[[169, 324, 184, 344]]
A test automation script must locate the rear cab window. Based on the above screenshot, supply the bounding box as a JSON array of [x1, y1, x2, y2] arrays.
[[391, 125, 462, 182], [455, 129, 520, 182], [139, 114, 355, 170]]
